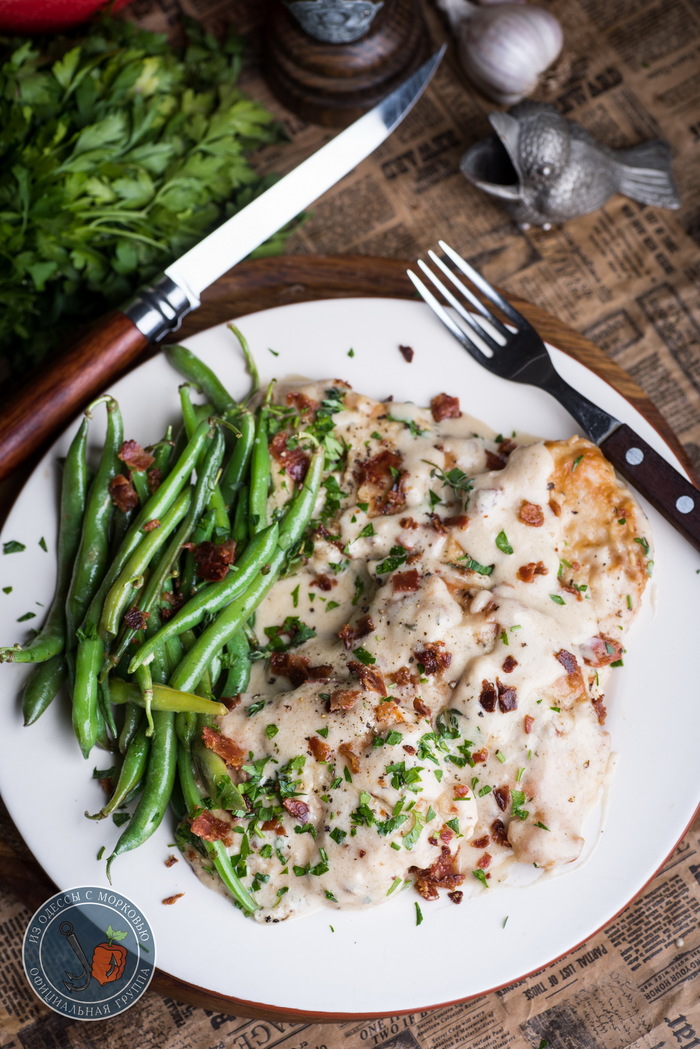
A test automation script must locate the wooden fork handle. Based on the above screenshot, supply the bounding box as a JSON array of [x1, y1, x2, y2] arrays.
[[0, 313, 149, 482], [600, 423, 700, 552]]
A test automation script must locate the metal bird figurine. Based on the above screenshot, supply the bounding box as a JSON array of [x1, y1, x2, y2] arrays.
[[460, 101, 680, 228]]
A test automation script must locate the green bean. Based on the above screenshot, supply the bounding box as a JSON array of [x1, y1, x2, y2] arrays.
[[72, 635, 104, 759], [127, 523, 278, 675], [109, 677, 227, 716], [106, 428, 227, 668], [228, 324, 259, 405], [169, 446, 323, 694], [219, 409, 255, 511], [1, 417, 90, 664], [106, 708, 177, 880], [193, 739, 246, 814], [175, 710, 197, 749], [231, 482, 249, 547], [176, 742, 257, 913], [99, 488, 191, 640], [118, 701, 142, 754], [65, 397, 123, 644], [166, 344, 238, 418], [98, 673, 119, 740], [22, 653, 67, 725], [85, 719, 150, 820], [220, 630, 251, 699], [248, 401, 271, 534]]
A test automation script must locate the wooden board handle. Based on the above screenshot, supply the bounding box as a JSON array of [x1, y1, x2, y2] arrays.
[[0, 312, 149, 482]]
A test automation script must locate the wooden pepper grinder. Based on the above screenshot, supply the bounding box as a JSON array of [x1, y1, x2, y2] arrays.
[[263, 0, 431, 127]]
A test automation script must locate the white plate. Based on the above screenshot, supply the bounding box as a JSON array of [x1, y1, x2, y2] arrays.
[[1, 298, 698, 1018]]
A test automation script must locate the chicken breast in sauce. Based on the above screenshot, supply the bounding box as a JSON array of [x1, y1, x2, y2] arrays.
[[181, 380, 652, 922]]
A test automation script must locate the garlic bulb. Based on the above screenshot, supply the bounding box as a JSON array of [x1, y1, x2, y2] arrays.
[[436, 0, 564, 106]]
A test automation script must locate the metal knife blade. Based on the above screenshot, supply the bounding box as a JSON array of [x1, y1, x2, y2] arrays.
[[126, 46, 446, 340], [0, 46, 444, 481]]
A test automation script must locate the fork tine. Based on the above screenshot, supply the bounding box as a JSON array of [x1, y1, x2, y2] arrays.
[[416, 259, 502, 353], [406, 268, 492, 367], [438, 241, 530, 330], [426, 250, 510, 339]]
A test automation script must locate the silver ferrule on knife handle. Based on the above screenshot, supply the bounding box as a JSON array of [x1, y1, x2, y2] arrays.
[[123, 275, 198, 343]]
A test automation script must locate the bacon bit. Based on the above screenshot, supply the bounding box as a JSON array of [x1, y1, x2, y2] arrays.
[[549, 497, 562, 517], [375, 699, 404, 724], [414, 641, 452, 676], [309, 735, 333, 761], [337, 614, 375, 649], [559, 578, 584, 601], [493, 786, 511, 811], [453, 783, 470, 798], [162, 893, 185, 905], [388, 666, 414, 687], [201, 725, 246, 768], [519, 501, 545, 527], [502, 655, 518, 673], [193, 539, 237, 582], [440, 825, 455, 844], [275, 654, 333, 686], [347, 660, 386, 695], [471, 835, 490, 849], [282, 798, 310, 823], [328, 687, 361, 712], [471, 747, 488, 764], [118, 439, 155, 472], [517, 560, 549, 582], [491, 818, 511, 847], [485, 449, 507, 471], [164, 855, 178, 867], [392, 569, 420, 593], [409, 846, 465, 901], [355, 448, 402, 487], [427, 513, 448, 535], [448, 890, 464, 904], [497, 679, 518, 712], [314, 523, 346, 553], [221, 694, 241, 711], [146, 466, 162, 493], [399, 344, 414, 362], [444, 514, 469, 529], [479, 680, 497, 713], [310, 574, 336, 591], [269, 432, 310, 482], [142, 519, 160, 533], [354, 449, 406, 515], [399, 516, 419, 529], [556, 649, 580, 677], [262, 818, 287, 835], [413, 696, 430, 717], [190, 810, 233, 844], [339, 740, 362, 773], [109, 473, 139, 512], [430, 393, 461, 422], [286, 391, 319, 415], [592, 697, 607, 725], [123, 607, 149, 631], [477, 852, 492, 870], [524, 714, 535, 734], [581, 634, 624, 668], [403, 744, 417, 755]]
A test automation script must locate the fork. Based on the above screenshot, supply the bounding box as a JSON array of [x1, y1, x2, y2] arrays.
[[408, 241, 700, 552]]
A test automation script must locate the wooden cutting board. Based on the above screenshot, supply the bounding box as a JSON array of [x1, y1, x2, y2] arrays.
[[0, 254, 693, 1021]]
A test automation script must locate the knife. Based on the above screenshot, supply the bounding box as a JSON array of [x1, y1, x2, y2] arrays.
[[0, 46, 446, 483]]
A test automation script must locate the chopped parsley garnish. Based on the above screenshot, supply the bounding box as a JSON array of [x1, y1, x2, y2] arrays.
[[264, 616, 316, 652], [472, 869, 489, 888], [460, 555, 494, 576], [511, 789, 529, 821], [386, 413, 426, 437], [424, 462, 473, 505], [38, 537, 48, 551], [634, 536, 650, 556], [265, 724, 278, 738], [330, 827, 347, 845], [550, 594, 565, 605], [387, 877, 403, 895], [375, 545, 409, 574], [356, 523, 375, 540], [17, 612, 36, 622], [2, 586, 12, 594], [352, 646, 376, 665], [246, 699, 266, 716], [495, 530, 513, 555], [3, 540, 25, 554]]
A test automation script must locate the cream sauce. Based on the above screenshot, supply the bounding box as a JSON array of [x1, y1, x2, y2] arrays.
[[185, 380, 653, 922]]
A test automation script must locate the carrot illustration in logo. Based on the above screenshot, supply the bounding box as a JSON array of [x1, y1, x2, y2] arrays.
[[90, 925, 128, 986]]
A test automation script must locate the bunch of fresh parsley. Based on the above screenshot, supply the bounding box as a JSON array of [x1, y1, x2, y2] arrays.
[[0, 16, 287, 375]]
